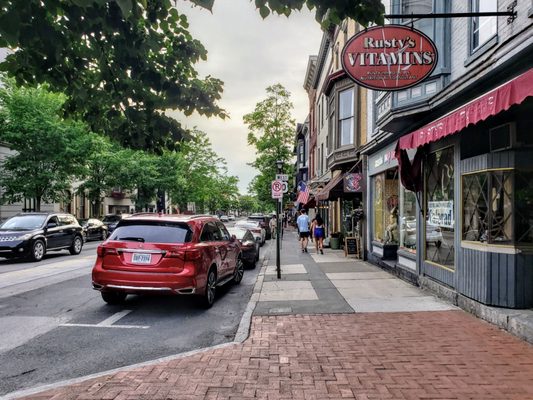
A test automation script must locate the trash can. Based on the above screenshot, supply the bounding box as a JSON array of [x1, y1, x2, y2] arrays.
[[330, 237, 340, 249]]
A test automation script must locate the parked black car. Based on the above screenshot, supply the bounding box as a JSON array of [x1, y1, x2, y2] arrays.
[[247, 214, 272, 239], [227, 227, 259, 268], [0, 212, 84, 261], [79, 218, 109, 242], [102, 214, 131, 234]]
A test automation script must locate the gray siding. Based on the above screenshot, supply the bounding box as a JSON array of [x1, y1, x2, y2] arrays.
[[422, 261, 455, 288], [458, 248, 533, 308]]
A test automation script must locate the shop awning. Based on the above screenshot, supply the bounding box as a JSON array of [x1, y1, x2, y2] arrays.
[[397, 68, 533, 151], [315, 173, 344, 201]]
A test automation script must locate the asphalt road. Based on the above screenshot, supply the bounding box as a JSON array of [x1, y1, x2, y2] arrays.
[[0, 228, 267, 396]]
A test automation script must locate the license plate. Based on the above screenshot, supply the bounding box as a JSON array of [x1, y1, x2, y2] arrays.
[[132, 253, 152, 264]]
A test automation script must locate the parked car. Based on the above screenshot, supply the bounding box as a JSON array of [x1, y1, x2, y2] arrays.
[[0, 212, 84, 261], [79, 218, 109, 242], [92, 214, 244, 308], [401, 219, 443, 248], [228, 215, 235, 221], [235, 220, 265, 246], [247, 214, 272, 239], [220, 215, 229, 222], [102, 214, 131, 234], [227, 227, 259, 268]]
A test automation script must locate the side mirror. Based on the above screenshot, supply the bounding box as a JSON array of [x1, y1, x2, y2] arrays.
[[230, 235, 237, 242]]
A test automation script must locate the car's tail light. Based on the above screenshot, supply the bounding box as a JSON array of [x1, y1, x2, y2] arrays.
[[166, 249, 201, 261], [97, 246, 118, 257]]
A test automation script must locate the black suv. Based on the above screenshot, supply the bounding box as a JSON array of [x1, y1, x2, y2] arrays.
[[0, 212, 84, 262]]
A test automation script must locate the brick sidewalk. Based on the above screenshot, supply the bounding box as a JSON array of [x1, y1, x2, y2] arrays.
[[21, 311, 533, 400]]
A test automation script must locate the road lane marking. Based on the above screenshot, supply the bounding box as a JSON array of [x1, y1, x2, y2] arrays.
[[60, 310, 150, 329], [97, 309, 132, 326], [60, 323, 149, 329]]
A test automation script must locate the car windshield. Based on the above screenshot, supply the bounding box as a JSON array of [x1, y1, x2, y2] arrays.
[[103, 215, 121, 223], [109, 221, 192, 243], [0, 215, 47, 230], [237, 221, 259, 229], [227, 228, 247, 240]]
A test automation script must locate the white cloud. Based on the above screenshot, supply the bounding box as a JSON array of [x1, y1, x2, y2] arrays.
[[168, 1, 322, 193]]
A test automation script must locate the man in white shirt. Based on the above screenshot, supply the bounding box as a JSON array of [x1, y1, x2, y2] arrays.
[[296, 209, 310, 253]]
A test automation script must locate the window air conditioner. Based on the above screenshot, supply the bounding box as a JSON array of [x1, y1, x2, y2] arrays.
[[489, 122, 516, 152]]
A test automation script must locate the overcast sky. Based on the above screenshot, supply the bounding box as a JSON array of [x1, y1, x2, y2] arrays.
[[168, 1, 323, 194]]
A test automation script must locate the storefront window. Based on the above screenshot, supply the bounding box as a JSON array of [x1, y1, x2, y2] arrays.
[[373, 170, 399, 244], [400, 187, 417, 252], [463, 169, 532, 245], [516, 171, 533, 244], [373, 173, 384, 242], [425, 147, 455, 268]]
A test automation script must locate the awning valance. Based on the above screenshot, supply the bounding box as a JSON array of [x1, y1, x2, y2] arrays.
[[315, 173, 344, 201], [397, 68, 533, 151]]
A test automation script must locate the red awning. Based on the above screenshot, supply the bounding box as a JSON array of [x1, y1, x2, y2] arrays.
[[315, 173, 344, 201], [397, 68, 533, 151]]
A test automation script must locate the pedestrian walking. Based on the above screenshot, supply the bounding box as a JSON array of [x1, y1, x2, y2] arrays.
[[296, 209, 310, 253], [269, 215, 277, 239], [311, 214, 325, 254]]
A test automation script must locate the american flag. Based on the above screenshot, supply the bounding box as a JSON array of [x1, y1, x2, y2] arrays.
[[296, 182, 310, 205]]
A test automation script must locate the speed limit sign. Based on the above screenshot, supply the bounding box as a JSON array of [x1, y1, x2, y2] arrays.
[[271, 180, 283, 199]]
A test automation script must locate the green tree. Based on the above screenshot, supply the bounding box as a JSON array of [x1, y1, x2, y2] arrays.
[[76, 134, 126, 216], [238, 194, 260, 215], [244, 83, 295, 208], [0, 82, 90, 211], [0, 0, 227, 150]]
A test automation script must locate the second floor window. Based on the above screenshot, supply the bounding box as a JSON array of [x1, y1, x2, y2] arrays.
[[471, 0, 497, 52], [338, 88, 354, 147]]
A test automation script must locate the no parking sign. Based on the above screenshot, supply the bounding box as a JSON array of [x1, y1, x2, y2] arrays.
[[271, 180, 283, 199]]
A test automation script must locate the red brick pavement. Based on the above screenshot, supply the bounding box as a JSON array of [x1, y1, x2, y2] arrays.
[[19, 311, 533, 400]]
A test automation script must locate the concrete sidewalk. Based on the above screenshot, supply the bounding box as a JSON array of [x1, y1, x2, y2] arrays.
[[7, 228, 533, 400]]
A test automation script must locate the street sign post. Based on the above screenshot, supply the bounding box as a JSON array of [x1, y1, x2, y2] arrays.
[[271, 180, 283, 199]]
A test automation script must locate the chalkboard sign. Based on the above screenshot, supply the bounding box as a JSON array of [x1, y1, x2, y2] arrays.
[[344, 237, 359, 258]]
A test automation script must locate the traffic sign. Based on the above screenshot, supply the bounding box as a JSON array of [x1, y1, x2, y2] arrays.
[[276, 174, 289, 181], [271, 180, 283, 199], [282, 181, 288, 193]]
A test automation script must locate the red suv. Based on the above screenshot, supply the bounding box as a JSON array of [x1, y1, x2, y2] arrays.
[[92, 214, 244, 308]]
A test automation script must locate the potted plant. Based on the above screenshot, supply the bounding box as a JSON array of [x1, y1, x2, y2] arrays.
[[330, 232, 342, 249]]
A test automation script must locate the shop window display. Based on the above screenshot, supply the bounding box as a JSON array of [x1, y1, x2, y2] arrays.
[[463, 169, 533, 245], [373, 170, 399, 245], [425, 147, 455, 268], [400, 187, 417, 252]]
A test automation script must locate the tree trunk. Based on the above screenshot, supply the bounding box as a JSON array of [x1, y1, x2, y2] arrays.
[[35, 197, 41, 212]]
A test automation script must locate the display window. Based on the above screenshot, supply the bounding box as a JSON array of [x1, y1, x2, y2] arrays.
[[399, 187, 417, 253], [373, 169, 399, 244], [425, 147, 455, 269], [462, 169, 533, 246]]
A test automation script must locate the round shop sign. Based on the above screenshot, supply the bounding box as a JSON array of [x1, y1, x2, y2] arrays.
[[341, 25, 438, 91]]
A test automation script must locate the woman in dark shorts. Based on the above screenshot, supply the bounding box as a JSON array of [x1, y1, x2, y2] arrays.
[[311, 214, 325, 254]]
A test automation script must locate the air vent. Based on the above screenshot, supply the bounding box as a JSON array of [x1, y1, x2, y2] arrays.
[[489, 122, 516, 152]]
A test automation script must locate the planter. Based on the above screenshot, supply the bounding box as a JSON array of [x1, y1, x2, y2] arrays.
[[330, 237, 340, 249]]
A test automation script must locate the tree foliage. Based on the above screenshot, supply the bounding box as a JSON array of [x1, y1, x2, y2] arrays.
[[250, 0, 385, 28], [244, 83, 295, 208], [0, 0, 227, 150], [0, 81, 90, 210]]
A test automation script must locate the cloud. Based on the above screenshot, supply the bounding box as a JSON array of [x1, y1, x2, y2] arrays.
[[170, 1, 323, 193]]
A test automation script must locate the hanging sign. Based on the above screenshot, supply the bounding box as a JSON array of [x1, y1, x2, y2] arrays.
[[341, 25, 438, 91], [344, 173, 364, 193]]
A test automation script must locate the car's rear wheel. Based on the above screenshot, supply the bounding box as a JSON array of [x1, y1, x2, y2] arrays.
[[69, 235, 83, 255], [233, 257, 244, 284], [29, 239, 45, 262], [101, 291, 127, 305], [201, 268, 217, 308]]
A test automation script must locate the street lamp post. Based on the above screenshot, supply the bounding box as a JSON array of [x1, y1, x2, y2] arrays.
[[275, 160, 284, 279]]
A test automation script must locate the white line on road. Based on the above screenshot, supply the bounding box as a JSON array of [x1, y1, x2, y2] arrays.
[[60, 323, 149, 329], [60, 310, 150, 329], [97, 309, 133, 326]]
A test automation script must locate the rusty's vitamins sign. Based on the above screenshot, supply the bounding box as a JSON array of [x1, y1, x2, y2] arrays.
[[341, 25, 438, 91]]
